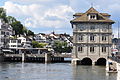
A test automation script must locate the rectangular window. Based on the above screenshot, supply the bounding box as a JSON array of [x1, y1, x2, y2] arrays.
[[1, 31, 5, 35], [90, 26, 95, 30], [11, 40, 16, 43], [102, 36, 107, 41], [1, 39, 4, 42], [78, 47, 83, 52], [11, 45, 16, 47], [102, 26, 108, 31], [79, 35, 83, 41], [90, 47, 94, 52], [90, 35, 95, 41], [102, 47, 106, 52], [6, 32, 9, 35], [18, 40, 21, 43]]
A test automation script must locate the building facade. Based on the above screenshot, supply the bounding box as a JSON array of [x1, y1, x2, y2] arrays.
[[0, 19, 13, 48], [9, 39, 22, 49], [70, 7, 114, 65], [17, 36, 32, 48]]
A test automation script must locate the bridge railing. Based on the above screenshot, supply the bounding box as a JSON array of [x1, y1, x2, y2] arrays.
[[108, 56, 120, 63]]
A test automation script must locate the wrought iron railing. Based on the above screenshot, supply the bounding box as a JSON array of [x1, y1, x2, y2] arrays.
[[108, 56, 120, 63]]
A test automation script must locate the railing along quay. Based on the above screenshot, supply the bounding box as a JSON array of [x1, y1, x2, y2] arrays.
[[108, 56, 120, 63], [3, 53, 71, 63]]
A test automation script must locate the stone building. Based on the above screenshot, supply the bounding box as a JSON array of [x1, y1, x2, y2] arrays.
[[70, 7, 114, 65]]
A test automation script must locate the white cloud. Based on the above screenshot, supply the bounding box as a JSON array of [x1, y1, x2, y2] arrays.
[[3, 1, 74, 29]]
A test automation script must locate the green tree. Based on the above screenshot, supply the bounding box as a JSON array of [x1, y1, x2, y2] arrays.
[[32, 41, 47, 48], [0, 8, 8, 22], [27, 30, 34, 36], [7, 16, 17, 24], [52, 41, 72, 53], [0, 7, 35, 37], [11, 21, 24, 36]]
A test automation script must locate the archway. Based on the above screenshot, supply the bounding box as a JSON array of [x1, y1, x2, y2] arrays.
[[81, 58, 92, 65], [96, 58, 106, 65]]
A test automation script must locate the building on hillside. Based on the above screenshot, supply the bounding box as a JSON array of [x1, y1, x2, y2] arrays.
[[34, 33, 46, 43], [0, 19, 13, 48], [70, 7, 114, 65], [9, 39, 22, 49], [17, 36, 32, 48]]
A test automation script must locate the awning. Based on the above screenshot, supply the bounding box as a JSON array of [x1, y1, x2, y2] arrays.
[[2, 49, 13, 52]]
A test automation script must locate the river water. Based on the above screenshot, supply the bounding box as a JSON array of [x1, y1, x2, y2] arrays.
[[0, 62, 117, 80]]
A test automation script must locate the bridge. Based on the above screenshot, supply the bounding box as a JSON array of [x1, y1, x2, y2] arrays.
[[106, 56, 120, 72]]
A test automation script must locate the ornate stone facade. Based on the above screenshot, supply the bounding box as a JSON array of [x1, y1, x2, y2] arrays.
[[70, 7, 114, 65]]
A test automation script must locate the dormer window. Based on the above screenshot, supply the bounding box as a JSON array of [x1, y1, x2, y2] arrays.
[[88, 14, 97, 20], [90, 15, 95, 19]]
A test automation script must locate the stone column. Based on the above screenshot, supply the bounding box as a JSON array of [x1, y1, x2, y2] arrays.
[[106, 59, 109, 71], [45, 53, 51, 63], [38, 49, 40, 54], [71, 58, 81, 65], [22, 53, 25, 62]]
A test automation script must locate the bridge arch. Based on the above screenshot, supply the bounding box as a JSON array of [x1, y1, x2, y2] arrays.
[[96, 58, 106, 65], [81, 57, 92, 65]]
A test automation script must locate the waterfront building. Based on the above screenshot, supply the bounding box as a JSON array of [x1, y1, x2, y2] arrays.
[[34, 33, 47, 43], [70, 7, 114, 65], [17, 36, 32, 48], [0, 19, 13, 48], [9, 39, 22, 49]]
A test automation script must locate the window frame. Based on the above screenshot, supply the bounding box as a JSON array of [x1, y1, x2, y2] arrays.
[[90, 47, 95, 52], [78, 46, 83, 52], [79, 35, 83, 41], [102, 47, 107, 52], [90, 35, 95, 41]]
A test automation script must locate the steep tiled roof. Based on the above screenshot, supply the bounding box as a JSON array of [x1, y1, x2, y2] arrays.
[[74, 13, 110, 17], [71, 7, 114, 23]]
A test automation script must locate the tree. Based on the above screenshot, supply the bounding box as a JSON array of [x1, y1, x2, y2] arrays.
[[32, 41, 47, 48], [0, 8, 8, 22], [11, 21, 24, 36], [27, 30, 34, 36], [52, 41, 72, 53], [0, 7, 35, 37], [7, 16, 17, 24]]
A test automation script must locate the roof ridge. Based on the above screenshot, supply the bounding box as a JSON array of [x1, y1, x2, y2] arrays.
[[71, 7, 114, 23]]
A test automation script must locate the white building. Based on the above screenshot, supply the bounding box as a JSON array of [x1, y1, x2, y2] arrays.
[[9, 39, 22, 49], [0, 19, 13, 48], [34, 33, 46, 43], [17, 36, 32, 48], [71, 7, 114, 65]]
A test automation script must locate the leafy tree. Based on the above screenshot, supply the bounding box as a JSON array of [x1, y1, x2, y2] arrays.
[[0, 7, 35, 37], [0, 8, 8, 22], [32, 41, 47, 48], [52, 41, 72, 53], [7, 16, 17, 24], [11, 21, 24, 36], [27, 30, 34, 36]]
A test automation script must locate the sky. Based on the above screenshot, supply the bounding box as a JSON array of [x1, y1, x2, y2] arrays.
[[0, 0, 119, 37]]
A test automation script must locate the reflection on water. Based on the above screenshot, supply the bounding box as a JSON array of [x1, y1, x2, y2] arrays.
[[0, 62, 117, 80]]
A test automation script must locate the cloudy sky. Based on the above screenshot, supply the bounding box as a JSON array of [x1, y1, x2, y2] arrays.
[[0, 0, 119, 37]]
